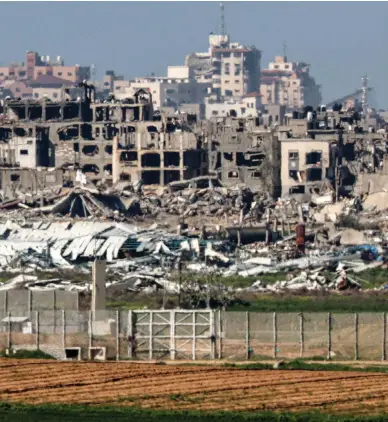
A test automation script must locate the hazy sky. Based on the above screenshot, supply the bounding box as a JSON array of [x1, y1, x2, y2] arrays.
[[1, 2, 387, 107]]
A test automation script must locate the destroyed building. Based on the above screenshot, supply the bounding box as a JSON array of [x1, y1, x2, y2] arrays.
[[0, 86, 209, 199], [209, 114, 281, 197], [279, 106, 388, 201]]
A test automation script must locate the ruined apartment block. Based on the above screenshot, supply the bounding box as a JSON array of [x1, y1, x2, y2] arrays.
[[0, 87, 208, 192], [279, 108, 388, 199], [209, 115, 281, 197]]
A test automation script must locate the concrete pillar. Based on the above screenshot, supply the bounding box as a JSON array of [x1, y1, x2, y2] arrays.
[[179, 137, 184, 181], [92, 259, 106, 312], [160, 150, 164, 186], [42, 104, 46, 122], [139, 105, 143, 122], [112, 136, 120, 183]]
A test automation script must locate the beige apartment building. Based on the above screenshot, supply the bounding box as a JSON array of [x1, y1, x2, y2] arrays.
[[185, 33, 261, 102], [260, 56, 321, 109], [0, 51, 90, 85]]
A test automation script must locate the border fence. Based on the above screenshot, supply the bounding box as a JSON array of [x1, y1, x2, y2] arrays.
[[0, 290, 79, 313], [1, 310, 387, 361]]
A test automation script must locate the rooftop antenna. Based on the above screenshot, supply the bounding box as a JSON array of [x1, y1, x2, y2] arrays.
[[282, 41, 288, 61], [91, 64, 96, 85], [361, 74, 368, 122], [220, 2, 225, 36]]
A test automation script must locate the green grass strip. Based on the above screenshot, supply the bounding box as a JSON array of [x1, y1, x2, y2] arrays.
[[0, 403, 386, 422]]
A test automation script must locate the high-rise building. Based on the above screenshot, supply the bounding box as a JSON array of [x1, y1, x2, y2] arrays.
[[185, 33, 261, 102], [260, 55, 321, 109]]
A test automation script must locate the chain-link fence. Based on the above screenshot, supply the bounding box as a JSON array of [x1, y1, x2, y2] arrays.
[[2, 310, 388, 361]]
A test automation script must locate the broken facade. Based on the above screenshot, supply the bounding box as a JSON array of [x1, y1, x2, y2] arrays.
[[209, 116, 281, 197], [0, 87, 208, 193], [279, 107, 388, 200]]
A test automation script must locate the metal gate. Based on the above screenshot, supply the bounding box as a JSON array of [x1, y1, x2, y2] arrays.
[[132, 310, 215, 360]]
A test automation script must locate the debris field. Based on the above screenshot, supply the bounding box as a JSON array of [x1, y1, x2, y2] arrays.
[[0, 359, 388, 415]]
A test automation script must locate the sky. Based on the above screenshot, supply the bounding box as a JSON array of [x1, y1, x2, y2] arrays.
[[0, 1, 387, 107]]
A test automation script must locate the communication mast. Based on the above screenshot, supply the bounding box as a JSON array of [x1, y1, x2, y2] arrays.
[[361, 74, 369, 122], [220, 3, 226, 36]]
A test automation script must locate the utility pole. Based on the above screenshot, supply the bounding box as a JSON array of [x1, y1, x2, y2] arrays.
[[361, 74, 369, 124]]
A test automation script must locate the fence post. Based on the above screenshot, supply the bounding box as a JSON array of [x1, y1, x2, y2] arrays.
[[88, 310, 92, 354], [210, 311, 215, 360], [62, 310, 66, 351], [36, 310, 39, 350], [192, 312, 196, 361], [7, 311, 11, 350], [170, 310, 176, 360], [149, 310, 153, 361], [28, 290, 32, 318], [116, 310, 119, 361], [383, 312, 386, 362], [273, 312, 277, 359], [128, 310, 133, 359], [218, 310, 222, 360], [354, 312, 359, 361], [245, 312, 250, 360], [4, 291, 7, 314], [299, 312, 304, 358], [327, 312, 332, 360]]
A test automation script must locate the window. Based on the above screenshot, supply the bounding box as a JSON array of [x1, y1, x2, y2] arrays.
[[104, 82, 110, 86], [0, 73, 3, 76], [235, 89, 240, 94], [289, 151, 299, 160], [224, 80, 230, 84], [19, 71, 26, 77], [228, 170, 239, 179], [224, 64, 230, 75], [234, 52, 241, 58], [211, 110, 219, 116], [223, 53, 231, 58], [10, 174, 20, 182], [306, 151, 322, 165], [251, 171, 261, 178], [165, 89, 176, 94], [285, 65, 289, 69], [47, 71, 52, 76], [38, 72, 42, 75], [289, 185, 305, 194], [241, 107, 246, 114], [58, 72, 62, 76], [234, 80, 240, 84], [53, 93, 58, 98], [15, 88, 20, 92], [20, 150, 28, 155], [68, 72, 72, 76], [274, 65, 279, 69], [34, 93, 39, 98]]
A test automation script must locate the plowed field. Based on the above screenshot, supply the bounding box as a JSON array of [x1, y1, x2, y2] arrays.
[[1, 359, 388, 415]]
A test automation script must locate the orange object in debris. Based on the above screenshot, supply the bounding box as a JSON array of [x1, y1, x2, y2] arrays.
[[296, 223, 305, 254]]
